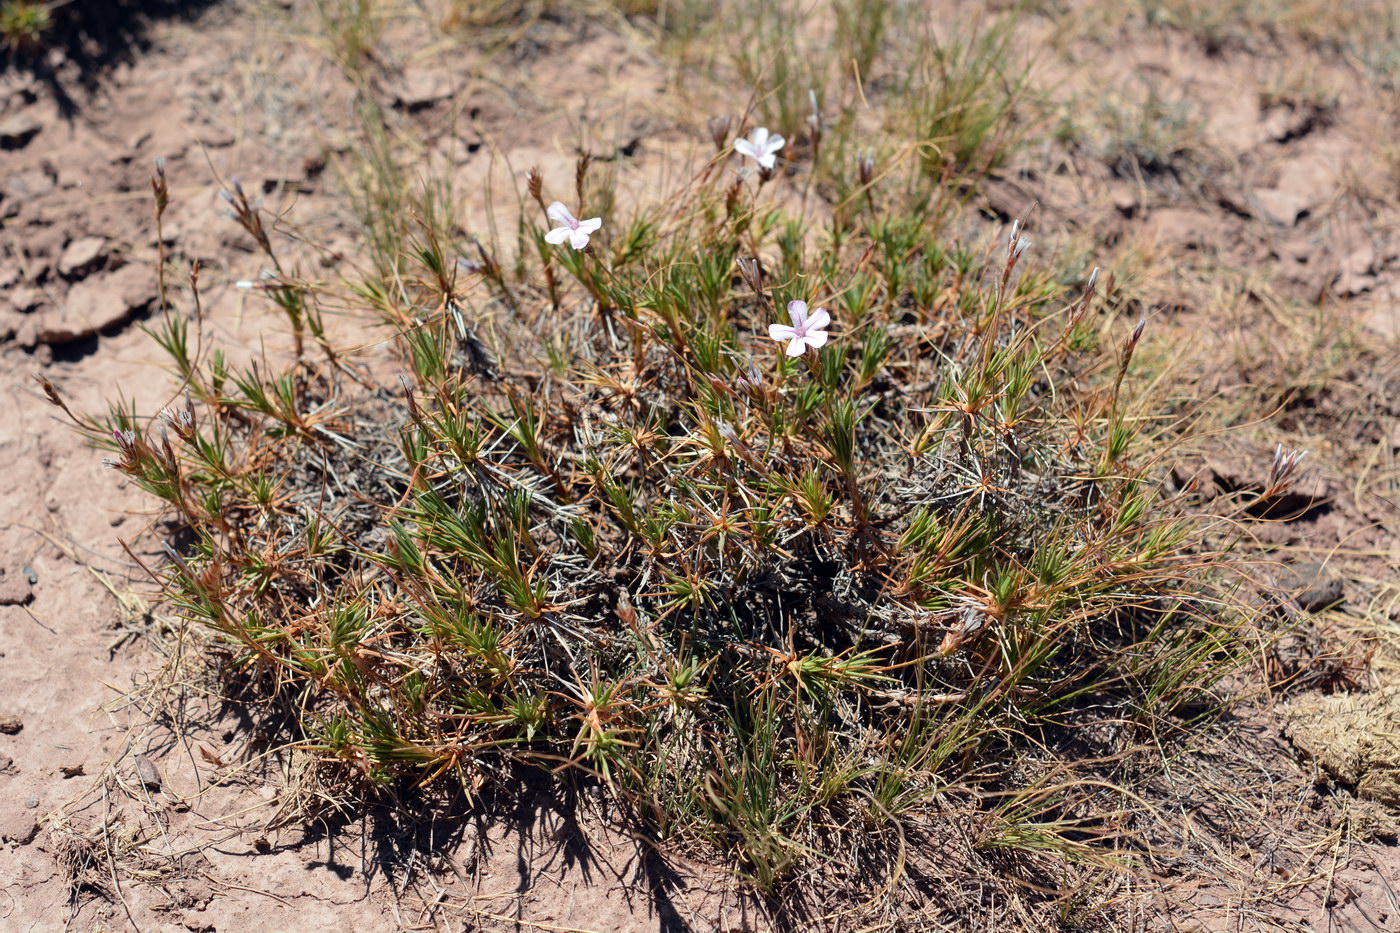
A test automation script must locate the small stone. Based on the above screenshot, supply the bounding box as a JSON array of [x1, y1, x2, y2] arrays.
[[0, 753, 14, 773], [197, 125, 236, 148], [1260, 104, 1327, 144], [1337, 272, 1378, 298], [1335, 241, 1378, 297], [390, 66, 458, 111], [15, 316, 40, 348], [0, 716, 22, 735], [1146, 207, 1224, 250], [23, 798, 38, 809], [1275, 561, 1345, 613], [7, 286, 41, 313], [59, 763, 84, 778], [0, 810, 39, 845], [0, 113, 42, 150], [1111, 187, 1138, 217], [1261, 106, 1294, 142], [135, 754, 162, 791], [57, 236, 108, 279], [37, 263, 156, 344], [1, 167, 55, 201], [1254, 187, 1315, 226], [0, 570, 32, 606]]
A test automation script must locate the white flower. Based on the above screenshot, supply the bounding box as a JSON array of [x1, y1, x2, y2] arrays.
[[768, 300, 831, 357], [734, 126, 785, 170], [544, 201, 602, 250]]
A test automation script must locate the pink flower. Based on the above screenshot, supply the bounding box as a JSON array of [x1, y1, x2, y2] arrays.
[[734, 126, 785, 170], [768, 300, 831, 357], [544, 201, 602, 250]]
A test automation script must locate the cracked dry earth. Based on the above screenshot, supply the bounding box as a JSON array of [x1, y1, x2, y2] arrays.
[[4, 0, 1400, 930]]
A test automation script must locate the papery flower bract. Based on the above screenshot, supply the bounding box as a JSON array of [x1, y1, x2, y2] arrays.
[[734, 126, 785, 170], [544, 201, 602, 250], [735, 363, 763, 394], [768, 300, 831, 357], [735, 256, 764, 293], [708, 114, 734, 152], [1267, 445, 1308, 495], [858, 150, 876, 186]]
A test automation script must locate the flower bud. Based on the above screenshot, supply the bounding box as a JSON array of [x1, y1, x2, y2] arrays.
[[1267, 445, 1308, 496], [806, 89, 823, 145], [858, 150, 875, 187], [736, 256, 764, 294], [708, 114, 734, 152]]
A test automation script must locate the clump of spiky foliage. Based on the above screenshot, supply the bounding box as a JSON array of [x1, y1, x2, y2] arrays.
[[42, 121, 1249, 907], [0, 0, 51, 53]]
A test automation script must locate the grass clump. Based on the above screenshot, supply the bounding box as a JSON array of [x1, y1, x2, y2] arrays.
[[43, 112, 1257, 911], [0, 0, 51, 53]]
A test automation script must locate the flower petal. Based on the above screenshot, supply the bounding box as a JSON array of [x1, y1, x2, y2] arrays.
[[768, 324, 798, 342], [786, 337, 807, 357], [544, 226, 572, 245], [803, 330, 828, 349], [577, 217, 603, 234], [758, 152, 777, 169], [569, 228, 591, 250], [546, 201, 575, 227], [765, 133, 785, 154], [734, 138, 758, 159], [786, 300, 808, 329], [750, 126, 770, 151], [806, 307, 830, 331]]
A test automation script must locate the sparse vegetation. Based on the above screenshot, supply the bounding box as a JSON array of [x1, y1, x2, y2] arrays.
[[37, 25, 1288, 918], [18, 0, 1400, 928]]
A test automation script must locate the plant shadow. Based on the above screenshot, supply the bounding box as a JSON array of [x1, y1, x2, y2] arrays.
[[5, 0, 224, 117]]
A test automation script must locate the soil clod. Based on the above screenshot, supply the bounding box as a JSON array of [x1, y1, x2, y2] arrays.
[[1284, 689, 1400, 808]]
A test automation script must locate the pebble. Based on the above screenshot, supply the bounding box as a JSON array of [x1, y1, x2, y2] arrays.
[[7, 286, 41, 313], [0, 571, 32, 606], [135, 754, 162, 791], [0, 811, 39, 845], [0, 113, 42, 149], [57, 236, 108, 279], [37, 263, 157, 344]]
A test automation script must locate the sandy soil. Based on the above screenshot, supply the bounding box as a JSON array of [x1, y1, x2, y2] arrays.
[[4, 0, 1400, 930]]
